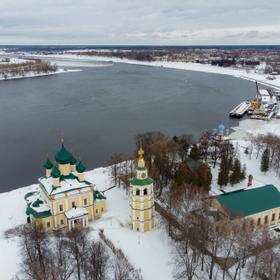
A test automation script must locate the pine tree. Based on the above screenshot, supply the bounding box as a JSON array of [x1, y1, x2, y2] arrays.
[[260, 148, 270, 173], [196, 163, 212, 191], [189, 144, 200, 160], [218, 156, 229, 187], [229, 159, 241, 185], [241, 164, 246, 180]]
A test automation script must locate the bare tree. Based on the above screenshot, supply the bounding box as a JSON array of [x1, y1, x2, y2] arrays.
[[20, 224, 52, 280], [65, 228, 89, 280], [82, 240, 110, 280], [51, 230, 74, 280], [173, 242, 201, 280]]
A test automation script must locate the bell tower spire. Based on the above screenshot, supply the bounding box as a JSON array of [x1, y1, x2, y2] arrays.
[[138, 142, 145, 168]]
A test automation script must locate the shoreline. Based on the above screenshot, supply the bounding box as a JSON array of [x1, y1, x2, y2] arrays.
[[20, 52, 280, 90], [0, 68, 81, 82]]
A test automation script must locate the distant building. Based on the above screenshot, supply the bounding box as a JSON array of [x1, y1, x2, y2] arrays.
[[24, 142, 106, 231], [130, 145, 155, 232], [258, 89, 277, 104], [211, 185, 280, 228], [212, 123, 230, 142]]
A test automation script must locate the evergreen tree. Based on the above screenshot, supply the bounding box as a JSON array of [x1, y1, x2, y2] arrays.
[[189, 144, 200, 160], [260, 148, 270, 173], [241, 164, 246, 180], [229, 158, 242, 185], [196, 163, 212, 191], [218, 156, 229, 187], [229, 159, 246, 185]]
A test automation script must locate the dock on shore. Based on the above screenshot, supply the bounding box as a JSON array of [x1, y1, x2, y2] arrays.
[[229, 101, 251, 118]]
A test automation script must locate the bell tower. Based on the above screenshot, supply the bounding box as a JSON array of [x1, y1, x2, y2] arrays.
[[130, 144, 155, 232]]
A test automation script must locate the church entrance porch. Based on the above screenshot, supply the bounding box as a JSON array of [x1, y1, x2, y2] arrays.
[[65, 207, 89, 230]]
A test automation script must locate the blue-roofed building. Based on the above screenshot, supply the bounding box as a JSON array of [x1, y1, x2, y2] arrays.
[[212, 123, 230, 142]]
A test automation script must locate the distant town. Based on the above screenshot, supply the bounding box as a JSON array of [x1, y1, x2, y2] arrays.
[[62, 47, 280, 75]]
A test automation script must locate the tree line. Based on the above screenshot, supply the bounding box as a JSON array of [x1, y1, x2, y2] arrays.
[[0, 60, 58, 79], [14, 224, 142, 280], [160, 186, 280, 280]]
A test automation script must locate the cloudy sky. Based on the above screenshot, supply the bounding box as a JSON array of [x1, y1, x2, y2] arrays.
[[1, 0, 280, 45]]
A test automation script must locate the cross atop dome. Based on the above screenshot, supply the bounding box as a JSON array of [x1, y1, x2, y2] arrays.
[[138, 142, 145, 168], [138, 144, 144, 158]]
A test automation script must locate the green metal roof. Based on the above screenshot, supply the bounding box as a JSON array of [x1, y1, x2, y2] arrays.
[[93, 190, 106, 200], [70, 155, 77, 165], [43, 158, 53, 169], [76, 161, 86, 173], [51, 166, 61, 178], [24, 191, 37, 201], [216, 184, 280, 217], [130, 177, 153, 186], [136, 166, 147, 171], [26, 205, 52, 218], [55, 144, 74, 164]]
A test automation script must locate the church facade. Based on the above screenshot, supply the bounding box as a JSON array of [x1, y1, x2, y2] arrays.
[[25, 142, 106, 231], [129, 146, 155, 232]]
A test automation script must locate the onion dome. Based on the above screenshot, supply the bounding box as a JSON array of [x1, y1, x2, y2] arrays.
[[76, 161, 86, 173], [43, 158, 53, 169], [51, 166, 61, 178], [55, 144, 74, 164], [70, 155, 77, 165], [218, 123, 225, 132], [213, 128, 218, 134]]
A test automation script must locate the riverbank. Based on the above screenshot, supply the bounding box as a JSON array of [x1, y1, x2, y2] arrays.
[[19, 52, 280, 90], [0, 68, 81, 81]]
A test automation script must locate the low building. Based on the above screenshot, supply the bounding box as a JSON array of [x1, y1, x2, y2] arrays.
[[212, 123, 230, 142], [211, 185, 280, 227], [24, 142, 106, 231]]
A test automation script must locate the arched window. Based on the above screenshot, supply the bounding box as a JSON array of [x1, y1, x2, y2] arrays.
[[136, 189, 140, 196], [143, 188, 148, 195]]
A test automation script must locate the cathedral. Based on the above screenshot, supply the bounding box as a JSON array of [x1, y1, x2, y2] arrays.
[[24, 141, 106, 231], [129, 145, 155, 232]]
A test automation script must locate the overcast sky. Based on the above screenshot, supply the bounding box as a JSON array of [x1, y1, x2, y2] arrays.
[[1, 0, 280, 45]]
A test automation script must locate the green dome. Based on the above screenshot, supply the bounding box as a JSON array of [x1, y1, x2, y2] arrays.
[[43, 158, 53, 169], [76, 161, 86, 173], [70, 155, 77, 165], [51, 166, 61, 178], [55, 144, 74, 164]]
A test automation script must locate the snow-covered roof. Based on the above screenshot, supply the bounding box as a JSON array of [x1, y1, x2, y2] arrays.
[[24, 191, 51, 218], [259, 89, 270, 96], [38, 173, 92, 196], [65, 207, 88, 219]]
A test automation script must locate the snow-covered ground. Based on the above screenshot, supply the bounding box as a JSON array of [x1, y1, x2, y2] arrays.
[[18, 52, 280, 90], [210, 118, 280, 196], [0, 167, 174, 280], [0, 68, 81, 81], [0, 57, 28, 64], [87, 168, 173, 280], [1, 120, 279, 278], [231, 118, 280, 140]]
